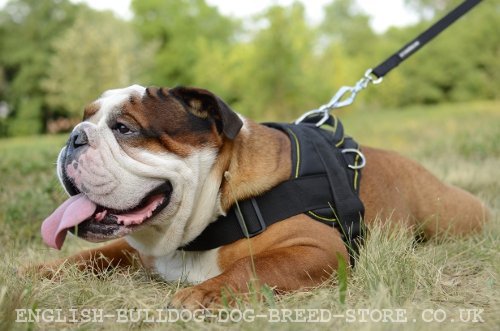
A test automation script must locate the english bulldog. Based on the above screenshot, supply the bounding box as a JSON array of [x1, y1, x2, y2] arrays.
[[35, 85, 490, 309]]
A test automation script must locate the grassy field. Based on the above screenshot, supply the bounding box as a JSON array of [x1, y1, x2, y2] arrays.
[[0, 101, 498, 330]]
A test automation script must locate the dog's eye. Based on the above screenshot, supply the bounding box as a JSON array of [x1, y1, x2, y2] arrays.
[[113, 123, 134, 135]]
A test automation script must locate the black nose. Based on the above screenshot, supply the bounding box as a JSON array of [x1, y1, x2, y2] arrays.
[[67, 127, 89, 156], [70, 129, 88, 148]]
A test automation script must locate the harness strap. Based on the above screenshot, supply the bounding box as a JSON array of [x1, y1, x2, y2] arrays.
[[180, 174, 335, 251], [311, 135, 365, 260]]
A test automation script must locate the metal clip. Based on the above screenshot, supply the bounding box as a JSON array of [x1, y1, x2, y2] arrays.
[[294, 86, 353, 126], [341, 148, 366, 170], [295, 69, 383, 126]]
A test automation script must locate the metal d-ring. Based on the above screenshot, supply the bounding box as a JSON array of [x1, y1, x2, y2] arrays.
[[341, 148, 366, 170]]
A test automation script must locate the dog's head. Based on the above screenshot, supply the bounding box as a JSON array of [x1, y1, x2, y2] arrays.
[[41, 85, 242, 255]]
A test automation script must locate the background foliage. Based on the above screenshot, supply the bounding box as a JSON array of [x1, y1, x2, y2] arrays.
[[0, 0, 499, 136]]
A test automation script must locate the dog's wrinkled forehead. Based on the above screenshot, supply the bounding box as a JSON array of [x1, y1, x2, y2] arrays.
[[84, 85, 146, 122], [80, 84, 242, 156]]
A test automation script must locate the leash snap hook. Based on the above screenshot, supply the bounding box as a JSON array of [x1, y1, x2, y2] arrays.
[[341, 148, 366, 170], [327, 85, 357, 109], [295, 69, 382, 127], [294, 86, 355, 127]]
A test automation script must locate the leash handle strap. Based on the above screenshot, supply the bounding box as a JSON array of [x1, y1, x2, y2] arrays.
[[372, 0, 483, 78]]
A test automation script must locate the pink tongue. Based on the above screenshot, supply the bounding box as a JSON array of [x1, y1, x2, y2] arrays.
[[41, 193, 165, 249], [41, 194, 97, 250]]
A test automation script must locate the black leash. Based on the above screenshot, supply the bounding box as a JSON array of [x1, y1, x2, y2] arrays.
[[372, 0, 483, 79], [295, 0, 483, 126]]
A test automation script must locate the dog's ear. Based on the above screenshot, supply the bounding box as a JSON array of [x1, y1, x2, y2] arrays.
[[169, 86, 243, 140]]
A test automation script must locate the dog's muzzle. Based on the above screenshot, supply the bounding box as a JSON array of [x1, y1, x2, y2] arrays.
[[42, 124, 173, 249]]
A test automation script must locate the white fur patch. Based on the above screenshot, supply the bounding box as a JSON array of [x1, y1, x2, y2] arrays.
[[87, 85, 146, 124], [124, 148, 222, 257], [153, 248, 221, 283], [63, 122, 166, 211]]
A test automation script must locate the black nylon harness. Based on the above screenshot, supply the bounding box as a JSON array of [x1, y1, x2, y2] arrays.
[[180, 115, 365, 265]]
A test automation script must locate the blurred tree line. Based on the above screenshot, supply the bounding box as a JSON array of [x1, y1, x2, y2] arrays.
[[0, 0, 498, 136]]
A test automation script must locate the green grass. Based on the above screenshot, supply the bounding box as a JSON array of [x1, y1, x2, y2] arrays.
[[0, 101, 499, 330]]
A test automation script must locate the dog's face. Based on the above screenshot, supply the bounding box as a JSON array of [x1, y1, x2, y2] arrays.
[[41, 85, 242, 253]]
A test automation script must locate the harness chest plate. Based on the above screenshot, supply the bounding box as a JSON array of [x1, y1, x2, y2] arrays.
[[181, 115, 365, 265]]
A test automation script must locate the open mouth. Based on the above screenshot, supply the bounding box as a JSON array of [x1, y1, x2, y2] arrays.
[[69, 182, 172, 241], [41, 179, 172, 249]]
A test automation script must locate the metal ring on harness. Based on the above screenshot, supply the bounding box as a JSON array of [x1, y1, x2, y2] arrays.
[[341, 148, 366, 170]]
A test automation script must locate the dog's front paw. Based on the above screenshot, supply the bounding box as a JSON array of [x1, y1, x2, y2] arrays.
[[18, 262, 61, 279], [169, 285, 226, 310]]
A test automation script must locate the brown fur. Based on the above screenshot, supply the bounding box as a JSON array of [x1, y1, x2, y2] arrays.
[[33, 95, 491, 309], [118, 88, 223, 157], [218, 120, 291, 210], [83, 102, 100, 120]]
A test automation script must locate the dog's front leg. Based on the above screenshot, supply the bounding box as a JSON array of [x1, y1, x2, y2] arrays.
[[170, 242, 347, 309], [23, 238, 138, 278]]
